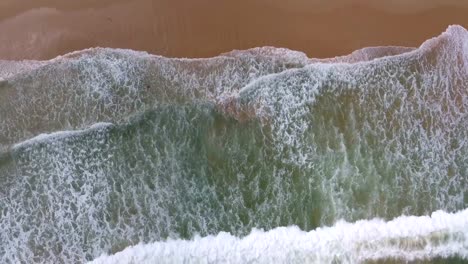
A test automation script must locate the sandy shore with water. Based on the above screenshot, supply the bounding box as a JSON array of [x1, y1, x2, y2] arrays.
[[1, 0, 467, 60]]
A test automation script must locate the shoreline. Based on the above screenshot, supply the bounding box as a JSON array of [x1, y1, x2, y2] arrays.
[[1, 1, 467, 60]]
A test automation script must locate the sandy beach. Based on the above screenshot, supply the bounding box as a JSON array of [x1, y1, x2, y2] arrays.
[[0, 0, 467, 60]]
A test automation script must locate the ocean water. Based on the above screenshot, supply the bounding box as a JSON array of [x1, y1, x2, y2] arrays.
[[0, 25, 467, 263]]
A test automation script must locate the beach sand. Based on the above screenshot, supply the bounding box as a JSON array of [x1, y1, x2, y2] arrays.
[[0, 0, 467, 60]]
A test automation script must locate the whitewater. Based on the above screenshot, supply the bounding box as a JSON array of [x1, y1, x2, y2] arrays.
[[90, 209, 468, 263], [0, 25, 467, 263]]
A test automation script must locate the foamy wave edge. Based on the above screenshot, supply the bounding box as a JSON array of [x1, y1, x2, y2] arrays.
[[11, 122, 114, 150], [89, 208, 468, 264], [1, 25, 465, 81]]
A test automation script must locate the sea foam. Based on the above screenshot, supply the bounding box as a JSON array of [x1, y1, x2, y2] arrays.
[[90, 208, 468, 264], [12, 122, 114, 150]]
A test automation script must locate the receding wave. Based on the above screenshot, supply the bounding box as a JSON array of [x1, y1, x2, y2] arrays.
[[0, 25, 467, 263]]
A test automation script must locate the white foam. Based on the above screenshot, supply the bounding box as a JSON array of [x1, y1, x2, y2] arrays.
[[12, 122, 114, 150], [0, 60, 48, 79], [90, 208, 468, 264]]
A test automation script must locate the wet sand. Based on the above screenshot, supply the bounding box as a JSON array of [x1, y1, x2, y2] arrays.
[[0, 0, 467, 60]]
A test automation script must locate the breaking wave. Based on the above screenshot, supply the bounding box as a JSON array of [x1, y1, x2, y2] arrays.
[[90, 208, 468, 264]]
